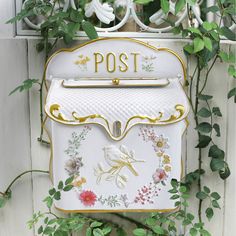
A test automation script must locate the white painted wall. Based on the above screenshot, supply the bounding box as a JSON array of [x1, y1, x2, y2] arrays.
[[0, 1, 235, 236]]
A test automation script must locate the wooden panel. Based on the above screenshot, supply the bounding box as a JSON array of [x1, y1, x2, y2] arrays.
[[0, 0, 15, 37], [0, 39, 33, 236]]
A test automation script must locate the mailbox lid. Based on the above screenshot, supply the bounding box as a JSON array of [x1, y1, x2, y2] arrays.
[[45, 78, 189, 140]]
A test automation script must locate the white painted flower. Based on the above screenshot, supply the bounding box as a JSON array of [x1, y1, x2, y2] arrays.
[[65, 157, 83, 176], [85, 0, 115, 24], [154, 135, 169, 153]]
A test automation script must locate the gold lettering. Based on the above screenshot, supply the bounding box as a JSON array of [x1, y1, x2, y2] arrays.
[[106, 52, 116, 73], [119, 53, 129, 72], [131, 52, 139, 72], [94, 52, 104, 73]]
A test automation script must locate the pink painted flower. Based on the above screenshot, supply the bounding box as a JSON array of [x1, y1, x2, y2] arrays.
[[79, 190, 97, 206], [152, 168, 168, 184]]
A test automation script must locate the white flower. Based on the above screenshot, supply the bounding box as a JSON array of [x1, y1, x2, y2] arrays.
[[154, 135, 169, 153]]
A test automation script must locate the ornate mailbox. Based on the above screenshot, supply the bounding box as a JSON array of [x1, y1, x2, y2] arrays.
[[44, 38, 189, 212]]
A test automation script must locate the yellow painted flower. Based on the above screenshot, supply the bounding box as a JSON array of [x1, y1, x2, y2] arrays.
[[163, 154, 171, 164], [164, 165, 172, 172], [72, 177, 86, 187]]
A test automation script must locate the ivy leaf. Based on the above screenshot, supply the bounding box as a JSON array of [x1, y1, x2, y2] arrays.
[[43, 196, 53, 209], [203, 186, 210, 194], [196, 191, 208, 200], [211, 192, 221, 200], [193, 37, 205, 53], [116, 228, 127, 236], [206, 207, 214, 220], [82, 21, 98, 40], [208, 145, 224, 159], [228, 65, 236, 77], [197, 94, 213, 101], [220, 26, 236, 41], [196, 122, 212, 133], [202, 6, 219, 13], [9, 79, 39, 95], [161, 0, 170, 14], [210, 158, 225, 171], [197, 107, 211, 118], [213, 123, 221, 137], [212, 199, 220, 209], [133, 228, 147, 236], [219, 164, 231, 179], [203, 36, 213, 51], [228, 87, 236, 99], [102, 226, 112, 235], [212, 107, 222, 117], [190, 228, 198, 236], [202, 22, 213, 31], [153, 225, 164, 234], [184, 44, 194, 55], [90, 221, 103, 228], [196, 135, 212, 148], [93, 228, 104, 236], [199, 229, 211, 236]]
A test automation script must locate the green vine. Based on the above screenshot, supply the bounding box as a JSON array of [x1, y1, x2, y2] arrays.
[[2, 0, 236, 236]]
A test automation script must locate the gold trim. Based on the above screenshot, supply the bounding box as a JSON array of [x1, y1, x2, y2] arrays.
[[54, 205, 180, 213], [61, 79, 170, 88], [43, 37, 187, 90], [47, 104, 186, 141]]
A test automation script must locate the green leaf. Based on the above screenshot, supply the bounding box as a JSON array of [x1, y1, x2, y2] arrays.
[[135, 0, 154, 4], [196, 135, 212, 148], [187, 213, 194, 221], [197, 94, 213, 101], [86, 228, 92, 236], [65, 176, 74, 185], [202, 6, 219, 13], [228, 87, 236, 99], [184, 44, 194, 54], [43, 196, 53, 208], [188, 27, 202, 35], [9, 79, 39, 95], [209, 145, 224, 159], [133, 228, 147, 236], [196, 191, 208, 200], [82, 21, 98, 40], [203, 186, 210, 194], [220, 26, 236, 41], [179, 186, 187, 193], [212, 199, 220, 209], [63, 185, 73, 192], [212, 107, 222, 117], [211, 192, 221, 200], [197, 107, 211, 118], [203, 36, 213, 51], [175, 0, 186, 14], [0, 196, 8, 208], [213, 123, 221, 137], [196, 122, 212, 133], [199, 229, 211, 236], [210, 159, 225, 171], [228, 65, 236, 77], [102, 226, 112, 235], [58, 181, 63, 190], [202, 22, 213, 31], [49, 188, 56, 196], [116, 228, 127, 236], [93, 228, 104, 236], [219, 165, 231, 179], [193, 37, 205, 53], [206, 207, 214, 220], [38, 225, 43, 234], [54, 191, 61, 200], [161, 0, 170, 13], [146, 218, 156, 226], [190, 228, 198, 236], [91, 221, 103, 228], [69, 8, 83, 23], [153, 225, 164, 234]]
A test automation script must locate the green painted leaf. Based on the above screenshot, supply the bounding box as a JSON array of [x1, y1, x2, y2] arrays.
[[211, 192, 221, 200], [220, 26, 236, 41], [206, 207, 214, 220], [196, 191, 208, 200], [210, 159, 225, 171], [213, 123, 221, 137], [133, 228, 147, 236], [58, 181, 63, 190], [63, 185, 73, 191], [193, 37, 205, 53], [54, 191, 61, 200], [208, 145, 224, 159], [175, 0, 185, 14], [82, 21, 98, 40], [196, 122, 212, 133], [65, 176, 74, 185], [197, 107, 211, 117], [161, 0, 170, 14], [228, 87, 236, 99], [203, 36, 213, 51]]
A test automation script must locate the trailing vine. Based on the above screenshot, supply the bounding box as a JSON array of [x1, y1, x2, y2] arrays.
[[1, 0, 235, 236]]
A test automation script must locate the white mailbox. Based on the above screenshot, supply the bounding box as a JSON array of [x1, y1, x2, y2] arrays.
[[44, 38, 189, 213]]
